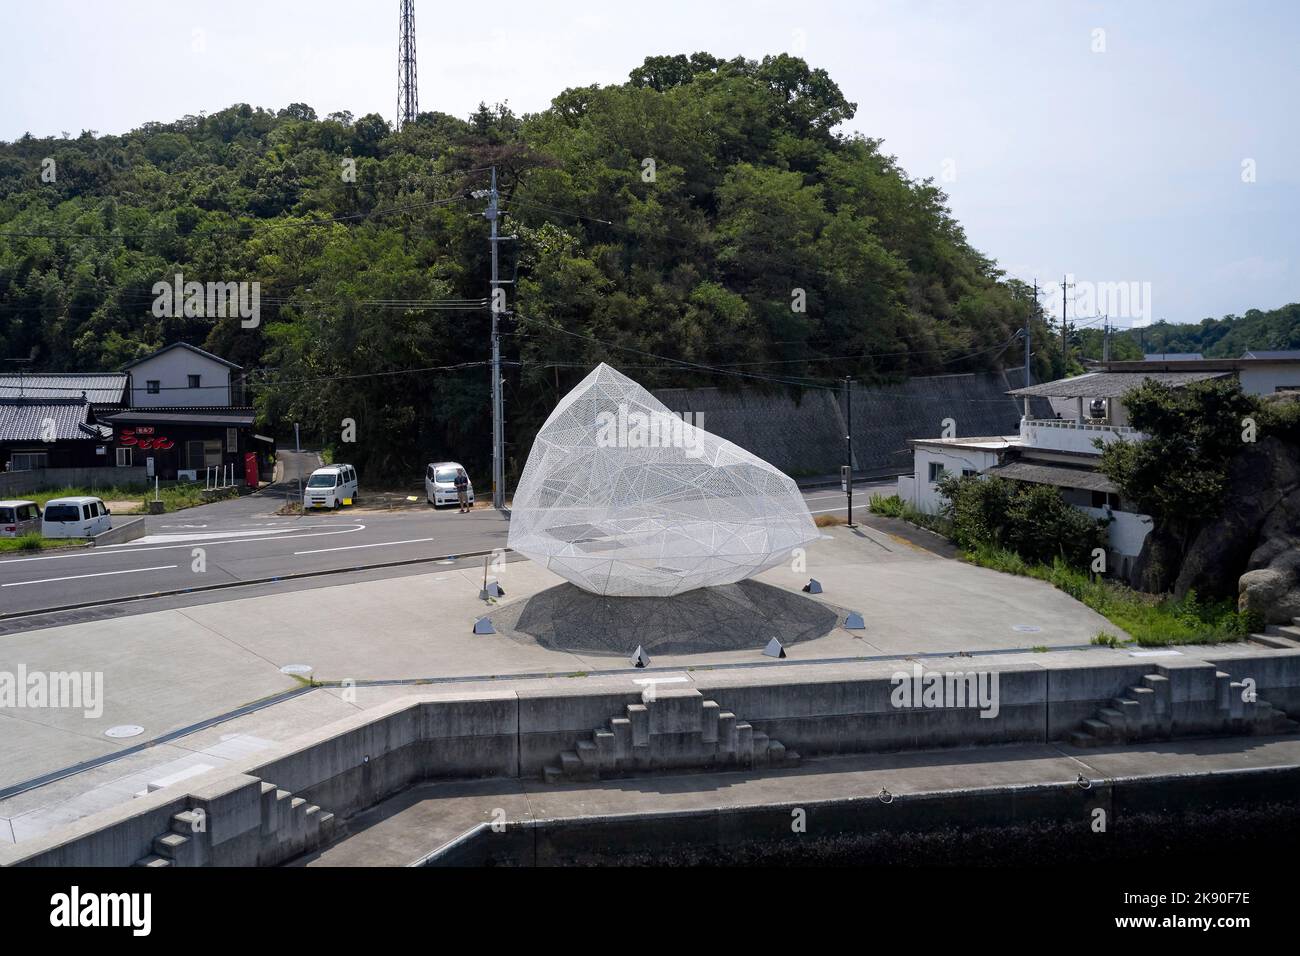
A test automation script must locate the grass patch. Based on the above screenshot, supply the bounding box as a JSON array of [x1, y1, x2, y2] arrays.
[[0, 532, 87, 553], [964, 543, 1254, 646], [27, 482, 212, 514], [867, 493, 951, 535]]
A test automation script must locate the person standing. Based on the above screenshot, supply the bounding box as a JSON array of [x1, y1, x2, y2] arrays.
[[455, 468, 470, 513]]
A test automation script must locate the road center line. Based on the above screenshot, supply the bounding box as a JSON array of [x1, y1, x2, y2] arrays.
[[2, 565, 179, 588], [0, 524, 367, 564], [295, 537, 436, 556]]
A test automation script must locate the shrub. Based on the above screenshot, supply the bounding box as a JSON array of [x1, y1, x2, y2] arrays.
[[937, 474, 1105, 570]]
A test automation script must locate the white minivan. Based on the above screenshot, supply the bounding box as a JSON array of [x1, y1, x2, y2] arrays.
[[41, 496, 112, 538], [425, 462, 474, 508], [0, 500, 42, 537], [303, 464, 358, 510]]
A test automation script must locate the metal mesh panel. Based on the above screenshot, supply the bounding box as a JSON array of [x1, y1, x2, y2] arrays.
[[508, 364, 819, 597]]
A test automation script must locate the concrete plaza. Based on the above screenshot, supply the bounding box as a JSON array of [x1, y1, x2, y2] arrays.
[[0, 518, 1140, 846]]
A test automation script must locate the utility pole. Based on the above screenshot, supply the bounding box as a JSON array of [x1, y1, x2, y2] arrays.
[[487, 167, 506, 510], [1102, 314, 1110, 363], [1061, 273, 1073, 366], [843, 376, 855, 528], [1023, 280, 1035, 419]]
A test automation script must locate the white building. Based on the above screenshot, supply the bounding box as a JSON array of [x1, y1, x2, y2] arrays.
[[894, 368, 1242, 578], [122, 342, 243, 407], [899, 355, 1300, 575]]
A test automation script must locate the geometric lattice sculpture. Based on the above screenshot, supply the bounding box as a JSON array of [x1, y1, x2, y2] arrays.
[[508, 363, 819, 597]]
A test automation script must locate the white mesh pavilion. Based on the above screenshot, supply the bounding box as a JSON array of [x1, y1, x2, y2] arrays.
[[508, 363, 819, 597]]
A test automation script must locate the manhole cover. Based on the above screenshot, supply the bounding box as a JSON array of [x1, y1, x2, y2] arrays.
[[105, 725, 144, 739], [1012, 624, 1042, 633], [280, 664, 313, 675]]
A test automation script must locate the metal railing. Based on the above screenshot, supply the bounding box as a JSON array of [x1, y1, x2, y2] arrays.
[[1023, 418, 1138, 436]]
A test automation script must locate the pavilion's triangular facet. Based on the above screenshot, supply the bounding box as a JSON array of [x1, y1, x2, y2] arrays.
[[508, 363, 819, 597]]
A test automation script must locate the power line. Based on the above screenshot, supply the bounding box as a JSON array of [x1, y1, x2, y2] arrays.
[[0, 194, 472, 242]]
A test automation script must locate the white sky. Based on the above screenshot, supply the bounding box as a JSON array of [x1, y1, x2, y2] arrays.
[[2, 0, 1297, 326]]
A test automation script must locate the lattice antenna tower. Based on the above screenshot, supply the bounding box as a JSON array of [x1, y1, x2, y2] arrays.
[[397, 0, 419, 131]]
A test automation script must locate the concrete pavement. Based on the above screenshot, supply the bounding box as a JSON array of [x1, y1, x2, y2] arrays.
[[0, 517, 1138, 845], [0, 477, 891, 621]]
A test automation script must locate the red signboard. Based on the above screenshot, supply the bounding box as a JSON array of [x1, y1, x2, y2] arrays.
[[117, 427, 174, 451]]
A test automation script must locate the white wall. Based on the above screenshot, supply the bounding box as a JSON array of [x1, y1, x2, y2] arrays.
[[1239, 364, 1300, 396], [1080, 506, 1153, 558], [129, 350, 232, 407], [907, 446, 1002, 514], [1019, 417, 1140, 454]]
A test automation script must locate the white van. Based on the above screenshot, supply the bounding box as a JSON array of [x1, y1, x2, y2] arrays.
[[303, 464, 358, 510], [41, 496, 112, 538], [425, 462, 474, 508], [0, 500, 42, 537]]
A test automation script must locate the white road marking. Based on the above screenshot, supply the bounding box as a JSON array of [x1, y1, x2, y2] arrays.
[[295, 537, 435, 556], [2, 565, 178, 588], [0, 525, 367, 564], [133, 528, 300, 544]]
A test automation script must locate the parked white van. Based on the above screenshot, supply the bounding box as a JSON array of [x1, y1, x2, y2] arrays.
[[425, 462, 474, 508], [41, 496, 112, 538], [0, 500, 42, 537], [303, 464, 358, 510]]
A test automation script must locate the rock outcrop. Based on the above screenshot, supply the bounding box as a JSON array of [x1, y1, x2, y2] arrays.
[[1127, 398, 1300, 623]]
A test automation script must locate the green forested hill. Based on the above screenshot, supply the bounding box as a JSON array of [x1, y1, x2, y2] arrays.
[[1113, 306, 1300, 358], [0, 53, 1066, 478]]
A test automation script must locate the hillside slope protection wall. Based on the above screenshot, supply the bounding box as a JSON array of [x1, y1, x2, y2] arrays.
[[655, 369, 1050, 478]]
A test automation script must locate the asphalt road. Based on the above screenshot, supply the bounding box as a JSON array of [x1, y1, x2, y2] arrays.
[[0, 461, 894, 621]]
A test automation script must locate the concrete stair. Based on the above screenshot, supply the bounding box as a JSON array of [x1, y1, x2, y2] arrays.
[[131, 787, 338, 867], [543, 689, 799, 782], [1068, 664, 1298, 748], [1251, 618, 1300, 649], [132, 808, 208, 866]]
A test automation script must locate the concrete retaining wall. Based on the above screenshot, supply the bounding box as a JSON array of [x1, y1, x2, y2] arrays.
[[0, 466, 146, 496], [427, 764, 1300, 866], [92, 516, 147, 546], [4, 651, 1297, 867]]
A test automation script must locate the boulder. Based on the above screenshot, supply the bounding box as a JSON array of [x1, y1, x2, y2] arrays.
[[1239, 550, 1300, 624]]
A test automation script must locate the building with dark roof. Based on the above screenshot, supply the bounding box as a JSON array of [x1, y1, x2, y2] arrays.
[[0, 342, 269, 484], [0, 397, 114, 470], [0, 372, 128, 410]]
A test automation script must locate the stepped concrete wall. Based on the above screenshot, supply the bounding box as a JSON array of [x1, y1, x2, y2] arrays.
[[4, 652, 1297, 867]]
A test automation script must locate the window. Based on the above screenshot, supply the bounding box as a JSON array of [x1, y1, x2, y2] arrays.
[[10, 451, 48, 471], [188, 374, 201, 389], [307, 473, 337, 488], [82, 504, 93, 520], [116, 447, 133, 467], [0, 508, 13, 523], [19, 504, 37, 521], [226, 427, 238, 451], [928, 462, 946, 483], [962, 469, 977, 478], [43, 504, 79, 522], [204, 439, 222, 466], [146, 380, 161, 394]]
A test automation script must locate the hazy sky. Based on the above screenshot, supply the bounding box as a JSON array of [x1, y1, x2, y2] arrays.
[[2, 0, 1296, 326]]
